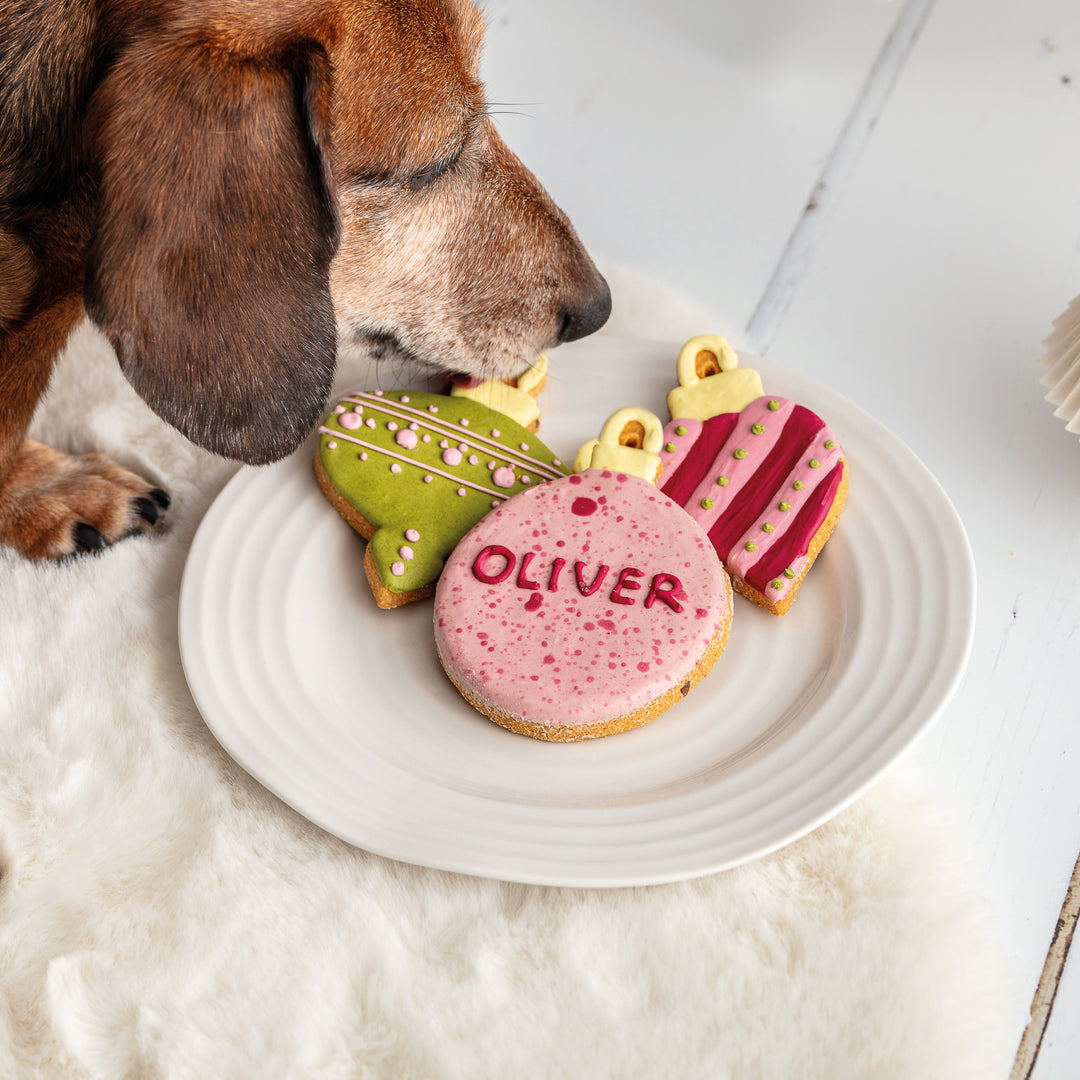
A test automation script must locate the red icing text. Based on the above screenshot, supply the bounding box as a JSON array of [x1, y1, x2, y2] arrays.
[[470, 546, 686, 613]]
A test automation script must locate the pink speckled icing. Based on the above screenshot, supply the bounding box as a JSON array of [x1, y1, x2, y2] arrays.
[[434, 470, 732, 729]]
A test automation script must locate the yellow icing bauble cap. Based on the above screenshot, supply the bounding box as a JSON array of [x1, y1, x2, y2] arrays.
[[449, 354, 548, 430], [668, 335, 764, 421], [676, 335, 740, 386], [573, 406, 664, 484]]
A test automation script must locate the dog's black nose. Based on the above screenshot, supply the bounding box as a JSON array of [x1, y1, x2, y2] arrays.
[[558, 279, 612, 343]]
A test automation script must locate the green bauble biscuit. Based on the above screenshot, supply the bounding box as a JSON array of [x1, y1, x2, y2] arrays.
[[316, 390, 567, 607]]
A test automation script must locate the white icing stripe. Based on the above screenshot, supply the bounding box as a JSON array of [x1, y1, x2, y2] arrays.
[[725, 428, 844, 580], [681, 397, 796, 534], [318, 427, 509, 500], [347, 393, 562, 479], [343, 394, 563, 479]]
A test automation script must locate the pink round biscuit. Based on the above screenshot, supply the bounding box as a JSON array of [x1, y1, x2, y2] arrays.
[[434, 469, 733, 740]]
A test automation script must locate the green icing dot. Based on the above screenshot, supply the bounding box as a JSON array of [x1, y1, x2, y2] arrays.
[[717, 475, 730, 486], [733, 448, 748, 459], [675, 425, 688, 436], [784, 568, 796, 579], [767, 399, 781, 411], [770, 579, 785, 591], [793, 480, 805, 490], [665, 442, 677, 453], [745, 541, 757, 552], [701, 497, 715, 510], [779, 501, 791, 511], [762, 523, 775, 533], [751, 422, 765, 435], [809, 458, 821, 469], [824, 440, 836, 450]]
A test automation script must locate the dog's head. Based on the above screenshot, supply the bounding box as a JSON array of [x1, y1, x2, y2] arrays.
[[83, 0, 609, 464]]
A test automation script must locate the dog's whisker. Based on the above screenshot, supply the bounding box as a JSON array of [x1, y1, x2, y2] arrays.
[[481, 101, 539, 120]]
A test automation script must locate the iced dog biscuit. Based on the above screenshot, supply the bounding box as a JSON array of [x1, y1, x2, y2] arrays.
[[434, 469, 733, 741], [316, 389, 567, 608], [659, 336, 848, 616]]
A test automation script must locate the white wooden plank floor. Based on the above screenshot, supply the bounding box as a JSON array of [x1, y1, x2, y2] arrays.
[[482, 1, 1080, 1075], [481, 0, 900, 329]]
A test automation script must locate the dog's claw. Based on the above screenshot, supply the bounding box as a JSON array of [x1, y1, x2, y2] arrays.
[[73, 522, 106, 552], [133, 496, 161, 524], [148, 487, 171, 510]]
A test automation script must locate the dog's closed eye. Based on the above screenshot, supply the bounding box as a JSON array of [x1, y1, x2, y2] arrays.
[[353, 120, 475, 191], [408, 143, 466, 190], [354, 145, 465, 190]]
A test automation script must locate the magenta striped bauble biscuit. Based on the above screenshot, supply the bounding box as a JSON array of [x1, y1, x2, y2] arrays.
[[658, 396, 847, 616]]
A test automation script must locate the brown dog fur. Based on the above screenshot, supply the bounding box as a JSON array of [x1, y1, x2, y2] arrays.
[[0, 0, 609, 559]]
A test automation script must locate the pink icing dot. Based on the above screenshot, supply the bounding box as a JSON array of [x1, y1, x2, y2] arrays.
[[468, 454, 479, 465], [387, 421, 398, 431], [326, 440, 337, 449], [423, 434, 431, 443], [520, 442, 529, 451], [359, 452, 368, 461], [458, 442, 469, 451], [460, 418, 470, 427], [390, 463, 402, 473], [553, 459, 562, 467], [365, 417, 376, 428], [409, 422, 419, 430], [440, 439, 450, 449], [390, 561, 405, 576], [399, 545, 414, 560], [424, 475, 433, 483], [492, 466, 516, 488], [400, 395, 410, 403], [491, 429, 501, 437], [395, 428, 419, 450], [521, 475, 531, 485], [334, 404, 346, 414], [457, 487, 467, 497], [428, 404, 438, 413], [442, 447, 463, 466], [405, 529, 420, 542], [339, 412, 362, 430]]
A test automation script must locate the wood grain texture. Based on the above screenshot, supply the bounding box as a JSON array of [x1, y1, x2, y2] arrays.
[[1012, 848, 1080, 1078]]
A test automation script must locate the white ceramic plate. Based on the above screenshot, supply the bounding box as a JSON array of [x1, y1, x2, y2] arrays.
[[179, 336, 976, 887]]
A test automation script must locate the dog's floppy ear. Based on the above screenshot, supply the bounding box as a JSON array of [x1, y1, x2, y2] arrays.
[[84, 34, 339, 464]]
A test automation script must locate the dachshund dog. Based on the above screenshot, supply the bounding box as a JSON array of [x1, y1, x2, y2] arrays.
[[0, 0, 610, 560]]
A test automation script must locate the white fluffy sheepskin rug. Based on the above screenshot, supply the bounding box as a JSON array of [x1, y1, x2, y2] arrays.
[[0, 268, 1013, 1079]]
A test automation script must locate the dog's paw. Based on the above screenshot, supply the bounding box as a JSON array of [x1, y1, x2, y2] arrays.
[[0, 439, 171, 560]]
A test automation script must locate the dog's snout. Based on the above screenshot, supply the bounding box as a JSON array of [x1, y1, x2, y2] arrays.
[[557, 278, 612, 344]]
